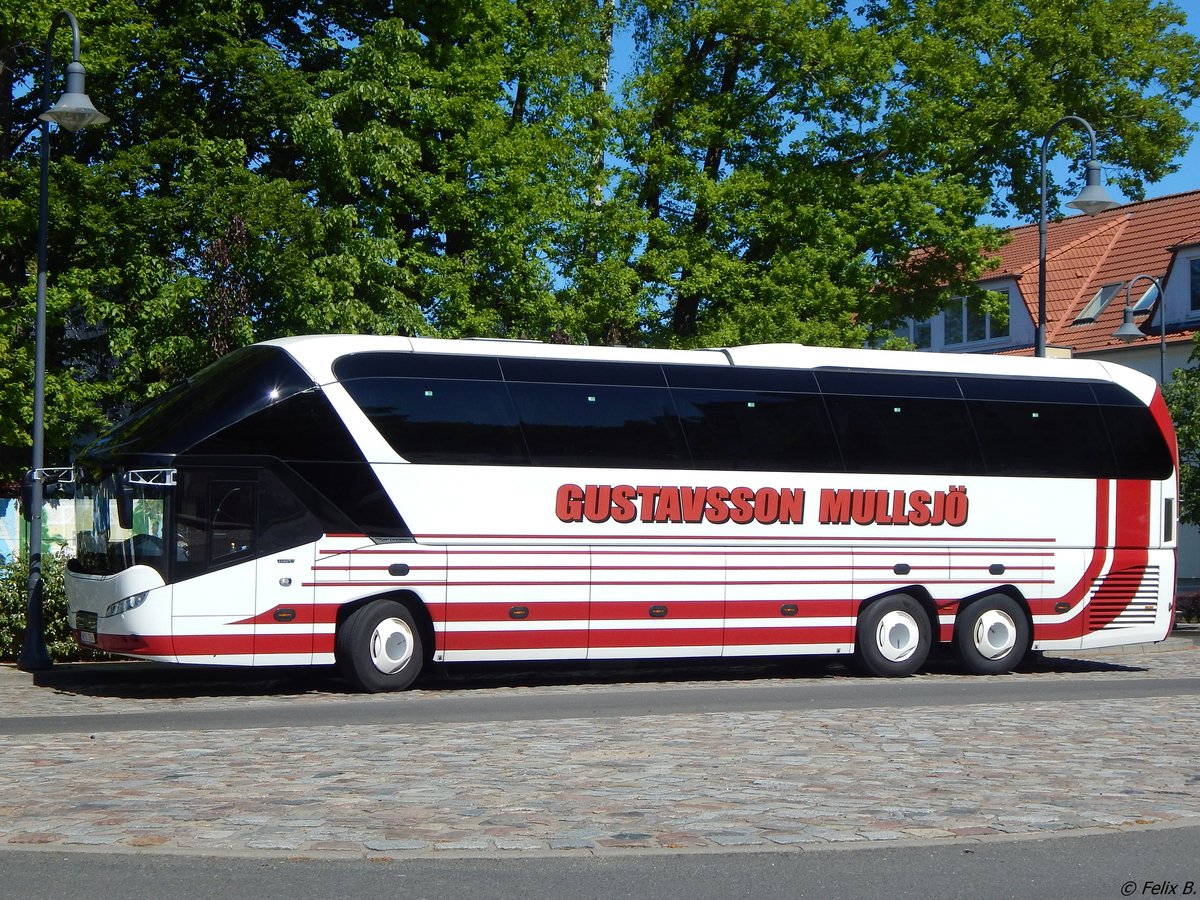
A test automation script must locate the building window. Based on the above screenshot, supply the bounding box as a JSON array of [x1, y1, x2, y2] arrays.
[[1132, 280, 1159, 313], [1074, 283, 1123, 324], [944, 297, 1009, 346], [1191, 258, 1200, 313], [895, 318, 933, 350]]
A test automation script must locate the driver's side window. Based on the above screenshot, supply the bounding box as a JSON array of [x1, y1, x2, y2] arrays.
[[173, 470, 257, 580], [210, 481, 256, 563]]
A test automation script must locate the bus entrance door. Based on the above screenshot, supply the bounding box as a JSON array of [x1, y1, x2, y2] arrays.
[[170, 474, 259, 664]]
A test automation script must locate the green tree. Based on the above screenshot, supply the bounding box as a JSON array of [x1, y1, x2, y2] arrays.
[[1, 0, 1198, 486], [293, 1, 612, 340], [1165, 355, 1200, 527], [589, 0, 1200, 347]]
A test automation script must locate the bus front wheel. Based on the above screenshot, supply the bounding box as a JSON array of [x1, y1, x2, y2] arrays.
[[854, 595, 931, 677], [954, 595, 1029, 675], [337, 599, 424, 692]]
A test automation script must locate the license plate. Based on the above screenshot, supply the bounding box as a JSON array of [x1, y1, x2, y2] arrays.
[[79, 631, 96, 645]]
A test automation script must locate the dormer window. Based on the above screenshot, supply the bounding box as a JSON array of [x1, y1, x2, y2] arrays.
[[943, 296, 1010, 346], [1074, 283, 1122, 324], [1131, 280, 1160, 313]]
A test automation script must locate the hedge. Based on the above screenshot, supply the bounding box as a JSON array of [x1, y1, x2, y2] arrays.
[[0, 551, 104, 662]]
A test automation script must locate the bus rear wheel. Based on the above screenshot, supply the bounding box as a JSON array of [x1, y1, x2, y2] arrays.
[[954, 595, 1029, 675], [337, 599, 424, 692], [854, 594, 931, 677]]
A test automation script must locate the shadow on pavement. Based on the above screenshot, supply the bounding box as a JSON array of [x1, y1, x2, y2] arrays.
[[21, 645, 1150, 701]]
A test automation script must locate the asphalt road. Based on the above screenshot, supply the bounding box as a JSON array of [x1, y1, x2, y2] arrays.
[[2, 824, 1199, 900]]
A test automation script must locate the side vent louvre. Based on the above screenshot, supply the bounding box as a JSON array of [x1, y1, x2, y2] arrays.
[[1087, 566, 1160, 630]]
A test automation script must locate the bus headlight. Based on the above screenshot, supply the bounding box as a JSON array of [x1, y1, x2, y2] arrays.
[[105, 591, 148, 618]]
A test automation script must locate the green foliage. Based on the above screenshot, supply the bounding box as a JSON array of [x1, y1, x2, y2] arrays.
[[1165, 357, 1200, 528], [2, 0, 1199, 480], [0, 551, 103, 662]]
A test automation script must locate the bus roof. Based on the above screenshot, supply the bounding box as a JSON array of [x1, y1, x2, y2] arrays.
[[263, 335, 1158, 404]]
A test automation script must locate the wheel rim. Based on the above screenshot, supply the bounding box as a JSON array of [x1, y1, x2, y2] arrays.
[[972, 609, 1017, 660], [370, 617, 414, 674], [875, 610, 921, 662]]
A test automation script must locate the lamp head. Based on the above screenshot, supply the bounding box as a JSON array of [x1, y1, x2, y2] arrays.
[[1112, 305, 1144, 343], [39, 61, 109, 132], [1066, 160, 1120, 216]]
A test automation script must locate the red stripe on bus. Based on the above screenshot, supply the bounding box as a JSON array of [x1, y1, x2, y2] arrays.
[[723, 600, 847, 618], [444, 630, 589, 652], [1084, 480, 1153, 633], [441, 602, 590, 622], [87, 631, 335, 659], [172, 634, 256, 655], [1034, 480, 1110, 639], [230, 605, 343, 626], [590, 601, 725, 620], [1149, 389, 1180, 472]]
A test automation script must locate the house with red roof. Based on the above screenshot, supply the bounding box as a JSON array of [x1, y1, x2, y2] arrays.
[[896, 189, 1200, 581]]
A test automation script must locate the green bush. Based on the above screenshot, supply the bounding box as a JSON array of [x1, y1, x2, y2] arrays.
[[0, 551, 105, 662]]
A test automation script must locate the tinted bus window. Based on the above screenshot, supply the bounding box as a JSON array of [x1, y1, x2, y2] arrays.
[[340, 377, 529, 466], [334, 351, 505, 381], [1091, 383, 1174, 480], [257, 469, 324, 556], [501, 358, 669, 387], [817, 371, 984, 475], [86, 346, 318, 462], [195, 390, 364, 462], [506, 381, 689, 468], [664, 364, 820, 393], [1102, 404, 1174, 479], [958, 377, 1116, 478], [498, 358, 687, 468], [173, 470, 258, 580], [672, 388, 840, 472]]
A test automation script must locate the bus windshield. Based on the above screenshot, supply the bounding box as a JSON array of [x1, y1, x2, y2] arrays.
[[72, 472, 170, 578]]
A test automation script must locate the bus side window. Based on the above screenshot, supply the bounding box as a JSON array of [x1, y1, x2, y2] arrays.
[[257, 469, 323, 555], [210, 481, 256, 562], [173, 471, 257, 579]]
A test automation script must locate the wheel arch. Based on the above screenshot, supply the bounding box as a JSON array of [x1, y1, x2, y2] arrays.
[[858, 586, 937, 635], [335, 590, 437, 662], [954, 586, 1032, 635]]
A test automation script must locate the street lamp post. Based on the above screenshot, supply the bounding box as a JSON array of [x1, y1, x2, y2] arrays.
[[1113, 274, 1167, 384], [17, 9, 109, 672], [1036, 115, 1120, 358]]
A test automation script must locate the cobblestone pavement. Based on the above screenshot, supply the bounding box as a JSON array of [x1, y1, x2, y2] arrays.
[[1, 638, 1198, 859]]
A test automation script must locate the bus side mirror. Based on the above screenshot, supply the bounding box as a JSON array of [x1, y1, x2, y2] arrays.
[[20, 470, 35, 522], [116, 478, 134, 531]]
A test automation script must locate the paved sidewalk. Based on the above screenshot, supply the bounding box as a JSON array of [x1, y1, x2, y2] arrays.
[[0, 638, 1197, 859]]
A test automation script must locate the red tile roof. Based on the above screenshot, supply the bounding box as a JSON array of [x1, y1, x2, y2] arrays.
[[983, 189, 1200, 356]]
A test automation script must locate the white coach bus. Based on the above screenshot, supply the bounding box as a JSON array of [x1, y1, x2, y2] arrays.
[[64, 336, 1178, 691]]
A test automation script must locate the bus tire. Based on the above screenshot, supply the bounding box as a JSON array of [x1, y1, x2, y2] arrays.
[[954, 595, 1029, 675], [337, 599, 424, 693], [854, 594, 931, 677]]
